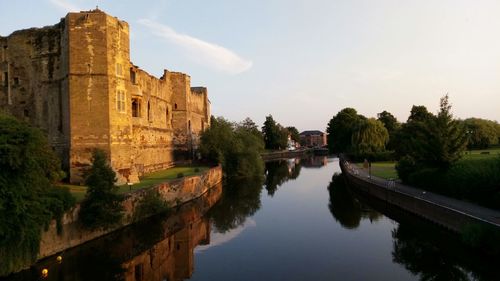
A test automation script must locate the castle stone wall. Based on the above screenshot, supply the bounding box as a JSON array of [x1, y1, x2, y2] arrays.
[[0, 9, 211, 184]]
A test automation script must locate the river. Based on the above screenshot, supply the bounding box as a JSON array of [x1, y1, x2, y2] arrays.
[[2, 157, 498, 280]]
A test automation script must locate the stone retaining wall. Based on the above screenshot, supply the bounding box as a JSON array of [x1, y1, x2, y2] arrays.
[[38, 165, 222, 260], [261, 149, 312, 161], [339, 159, 492, 233]]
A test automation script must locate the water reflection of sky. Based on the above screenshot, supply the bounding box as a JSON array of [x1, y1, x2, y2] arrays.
[[191, 157, 415, 281], [195, 219, 256, 253]]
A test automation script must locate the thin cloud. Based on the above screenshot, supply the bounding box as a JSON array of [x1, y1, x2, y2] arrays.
[[49, 0, 80, 12], [138, 19, 253, 74]]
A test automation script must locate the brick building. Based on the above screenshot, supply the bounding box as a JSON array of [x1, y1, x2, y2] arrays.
[[299, 130, 327, 147], [0, 9, 210, 184]]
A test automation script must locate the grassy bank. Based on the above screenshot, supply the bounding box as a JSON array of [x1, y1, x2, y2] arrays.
[[58, 166, 209, 202], [355, 161, 398, 179]]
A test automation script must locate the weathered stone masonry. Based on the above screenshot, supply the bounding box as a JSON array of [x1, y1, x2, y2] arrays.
[[0, 9, 211, 184]]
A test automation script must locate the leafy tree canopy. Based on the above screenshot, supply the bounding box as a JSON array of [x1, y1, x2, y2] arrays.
[[286, 126, 301, 143], [262, 115, 288, 150], [79, 149, 124, 230], [463, 118, 499, 149], [200, 116, 265, 177], [0, 113, 74, 275], [326, 108, 366, 153], [351, 118, 389, 154]]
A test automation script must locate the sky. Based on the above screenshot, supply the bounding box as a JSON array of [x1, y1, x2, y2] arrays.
[[1, 0, 499, 132]]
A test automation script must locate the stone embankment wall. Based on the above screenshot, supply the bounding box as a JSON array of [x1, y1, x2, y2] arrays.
[[38, 166, 222, 260], [339, 158, 496, 233], [261, 148, 312, 161]]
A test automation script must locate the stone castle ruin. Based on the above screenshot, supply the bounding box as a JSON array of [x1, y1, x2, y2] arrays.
[[0, 9, 211, 184]]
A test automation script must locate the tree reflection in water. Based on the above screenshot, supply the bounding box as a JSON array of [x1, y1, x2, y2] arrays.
[[264, 158, 302, 196], [327, 173, 381, 229], [328, 172, 500, 281], [392, 219, 500, 281], [207, 177, 264, 233]]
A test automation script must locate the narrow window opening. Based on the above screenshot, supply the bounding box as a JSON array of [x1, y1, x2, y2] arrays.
[[132, 98, 141, 117], [188, 120, 191, 131], [116, 63, 122, 76], [23, 109, 29, 117], [201, 121, 204, 131], [174, 103, 177, 110], [130, 69, 136, 84], [116, 91, 126, 113], [134, 264, 143, 281], [147, 101, 151, 121], [165, 108, 169, 125], [13, 77, 19, 86]]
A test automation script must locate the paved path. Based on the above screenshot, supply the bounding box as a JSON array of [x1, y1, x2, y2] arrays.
[[342, 160, 500, 227]]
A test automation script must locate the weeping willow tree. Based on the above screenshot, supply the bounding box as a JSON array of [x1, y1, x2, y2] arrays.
[[351, 118, 389, 155]]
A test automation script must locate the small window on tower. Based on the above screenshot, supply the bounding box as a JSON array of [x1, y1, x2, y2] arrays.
[[13, 77, 19, 86], [116, 63, 123, 76], [116, 91, 126, 113]]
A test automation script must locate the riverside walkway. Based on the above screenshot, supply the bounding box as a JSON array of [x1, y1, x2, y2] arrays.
[[340, 157, 500, 230]]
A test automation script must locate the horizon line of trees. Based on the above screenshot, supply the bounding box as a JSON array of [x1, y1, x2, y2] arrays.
[[327, 95, 500, 159]]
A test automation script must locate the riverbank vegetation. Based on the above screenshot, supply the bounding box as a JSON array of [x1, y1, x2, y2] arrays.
[[200, 116, 265, 177], [327, 95, 500, 209], [79, 149, 124, 230], [0, 114, 75, 276]]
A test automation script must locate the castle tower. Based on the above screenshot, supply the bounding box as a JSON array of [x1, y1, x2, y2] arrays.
[[65, 9, 133, 182], [1, 9, 211, 184]]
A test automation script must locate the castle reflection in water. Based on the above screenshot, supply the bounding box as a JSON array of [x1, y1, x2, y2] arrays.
[[5, 182, 222, 281]]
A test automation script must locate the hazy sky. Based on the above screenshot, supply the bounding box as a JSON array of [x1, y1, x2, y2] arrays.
[[1, 0, 499, 132]]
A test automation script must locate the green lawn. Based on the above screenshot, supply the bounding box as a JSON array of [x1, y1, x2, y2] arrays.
[[462, 147, 500, 160], [353, 148, 500, 181], [116, 166, 209, 193], [58, 166, 209, 202], [356, 161, 398, 180]]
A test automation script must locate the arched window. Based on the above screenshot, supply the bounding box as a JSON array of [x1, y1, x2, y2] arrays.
[[174, 103, 178, 110]]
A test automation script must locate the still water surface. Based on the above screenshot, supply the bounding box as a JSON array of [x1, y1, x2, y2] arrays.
[[3, 157, 498, 280]]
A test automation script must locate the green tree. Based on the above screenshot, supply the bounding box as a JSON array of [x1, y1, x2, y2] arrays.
[[0, 114, 74, 275], [427, 94, 467, 169], [262, 115, 287, 150], [393, 105, 435, 161], [351, 118, 389, 154], [395, 95, 467, 181], [463, 118, 499, 149], [286, 126, 300, 143], [79, 149, 124, 230], [326, 108, 365, 153], [200, 116, 264, 177], [377, 110, 400, 149], [239, 117, 262, 139], [377, 110, 400, 133]]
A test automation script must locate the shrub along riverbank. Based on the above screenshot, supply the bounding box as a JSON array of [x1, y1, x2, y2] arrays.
[[408, 156, 500, 210]]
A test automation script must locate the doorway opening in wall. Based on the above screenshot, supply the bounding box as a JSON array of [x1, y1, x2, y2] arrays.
[[132, 98, 141, 117]]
